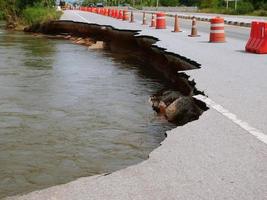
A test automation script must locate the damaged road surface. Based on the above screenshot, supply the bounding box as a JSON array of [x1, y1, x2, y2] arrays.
[[5, 10, 267, 200]]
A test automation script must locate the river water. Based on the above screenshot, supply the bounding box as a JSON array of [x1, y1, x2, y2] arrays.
[[0, 24, 175, 198]]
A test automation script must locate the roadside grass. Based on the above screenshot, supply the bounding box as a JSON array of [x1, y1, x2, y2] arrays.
[[199, 8, 267, 17], [22, 6, 62, 25], [251, 9, 267, 17]]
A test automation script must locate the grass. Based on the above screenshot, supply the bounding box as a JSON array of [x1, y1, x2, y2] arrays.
[[251, 9, 267, 17], [22, 6, 62, 25], [199, 8, 267, 16]]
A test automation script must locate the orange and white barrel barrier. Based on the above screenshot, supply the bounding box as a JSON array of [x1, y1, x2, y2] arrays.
[[123, 10, 129, 21], [210, 17, 225, 43], [156, 12, 166, 29]]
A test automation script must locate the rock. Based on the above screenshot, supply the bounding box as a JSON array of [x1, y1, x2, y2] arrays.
[[75, 39, 86, 45], [165, 96, 201, 124], [149, 90, 182, 113], [84, 38, 94, 46], [70, 37, 77, 41], [149, 96, 160, 113], [161, 90, 183, 106], [88, 41, 105, 49], [158, 101, 167, 114], [149, 90, 203, 124], [64, 35, 72, 39]]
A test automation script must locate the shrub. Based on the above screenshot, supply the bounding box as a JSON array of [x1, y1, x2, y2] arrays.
[[22, 6, 62, 25], [200, 0, 221, 9], [235, 1, 254, 14], [259, 2, 267, 10], [159, 0, 179, 6], [252, 9, 267, 16]]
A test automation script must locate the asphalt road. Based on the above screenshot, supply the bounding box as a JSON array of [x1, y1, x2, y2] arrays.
[[133, 11, 250, 41]]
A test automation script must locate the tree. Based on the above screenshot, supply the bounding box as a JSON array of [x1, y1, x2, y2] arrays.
[[159, 0, 179, 6], [200, 0, 221, 8]]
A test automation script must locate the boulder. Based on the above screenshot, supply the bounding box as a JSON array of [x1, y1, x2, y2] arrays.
[[160, 90, 182, 106], [75, 38, 86, 45], [149, 90, 182, 113], [165, 96, 201, 124], [88, 41, 105, 49]]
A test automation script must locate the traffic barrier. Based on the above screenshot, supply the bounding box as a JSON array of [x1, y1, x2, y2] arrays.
[[108, 9, 112, 17], [142, 12, 147, 25], [246, 22, 262, 52], [104, 8, 109, 16], [130, 11, 134, 23], [150, 14, 156, 27], [256, 22, 267, 54], [123, 10, 129, 21], [114, 9, 118, 18], [246, 22, 267, 54], [118, 10, 123, 19], [210, 17, 225, 42], [156, 12, 166, 29], [188, 17, 199, 37], [173, 14, 181, 32]]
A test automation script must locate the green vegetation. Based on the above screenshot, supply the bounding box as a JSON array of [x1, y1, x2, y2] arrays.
[[0, 0, 62, 28], [196, 0, 267, 16], [22, 6, 61, 25]]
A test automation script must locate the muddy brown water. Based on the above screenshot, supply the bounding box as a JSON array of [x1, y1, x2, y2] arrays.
[[0, 24, 176, 198]]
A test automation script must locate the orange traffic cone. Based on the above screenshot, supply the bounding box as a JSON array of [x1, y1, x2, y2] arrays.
[[173, 14, 181, 32], [188, 17, 200, 37], [150, 14, 156, 27], [118, 10, 123, 19], [142, 12, 147, 25], [130, 11, 134, 23]]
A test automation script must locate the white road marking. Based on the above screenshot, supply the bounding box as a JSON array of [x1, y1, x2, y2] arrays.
[[195, 95, 267, 145]]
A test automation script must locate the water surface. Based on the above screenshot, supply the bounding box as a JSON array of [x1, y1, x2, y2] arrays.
[[0, 24, 175, 198]]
